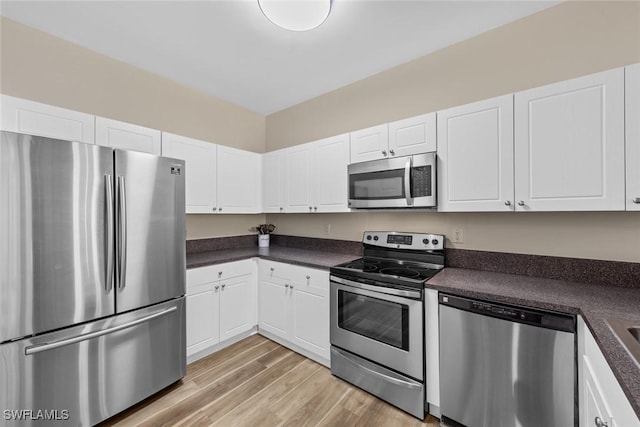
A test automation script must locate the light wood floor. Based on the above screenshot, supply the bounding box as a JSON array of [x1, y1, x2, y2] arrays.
[[101, 334, 440, 426]]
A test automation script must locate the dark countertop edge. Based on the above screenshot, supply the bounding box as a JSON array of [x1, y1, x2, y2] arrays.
[[426, 267, 640, 420], [186, 246, 360, 271]]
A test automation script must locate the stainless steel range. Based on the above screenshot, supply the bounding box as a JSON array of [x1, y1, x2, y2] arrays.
[[329, 231, 445, 419]]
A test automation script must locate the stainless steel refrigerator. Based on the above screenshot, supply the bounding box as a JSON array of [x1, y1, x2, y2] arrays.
[[0, 131, 186, 426]]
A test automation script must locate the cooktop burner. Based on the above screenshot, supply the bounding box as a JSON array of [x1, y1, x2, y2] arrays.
[[336, 257, 442, 282]]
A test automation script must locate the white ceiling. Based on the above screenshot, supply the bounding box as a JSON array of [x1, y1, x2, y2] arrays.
[[0, 0, 560, 115]]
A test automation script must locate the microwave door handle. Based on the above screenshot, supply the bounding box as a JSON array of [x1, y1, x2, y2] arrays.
[[404, 156, 412, 206]]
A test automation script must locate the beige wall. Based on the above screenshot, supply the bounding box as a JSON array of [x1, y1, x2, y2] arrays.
[[266, 1, 640, 149], [265, 1, 640, 262], [0, 17, 267, 239]]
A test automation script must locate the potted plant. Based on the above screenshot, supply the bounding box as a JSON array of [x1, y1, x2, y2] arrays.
[[255, 223, 276, 248]]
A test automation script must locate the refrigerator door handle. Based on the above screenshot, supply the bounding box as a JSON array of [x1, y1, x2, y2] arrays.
[[105, 174, 115, 293], [24, 306, 178, 356], [117, 176, 127, 290]]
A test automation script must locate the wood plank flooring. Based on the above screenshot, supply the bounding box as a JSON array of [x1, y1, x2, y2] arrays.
[[100, 334, 440, 426]]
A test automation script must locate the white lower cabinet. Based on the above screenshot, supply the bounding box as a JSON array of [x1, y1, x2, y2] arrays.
[[186, 260, 257, 359], [579, 317, 640, 427], [258, 260, 330, 364]]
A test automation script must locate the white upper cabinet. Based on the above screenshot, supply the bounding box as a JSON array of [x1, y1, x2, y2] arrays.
[[313, 133, 350, 212], [1, 95, 95, 144], [626, 63, 640, 211], [388, 113, 436, 158], [217, 145, 261, 214], [161, 133, 217, 214], [438, 95, 514, 212], [285, 142, 315, 213], [514, 68, 625, 211], [277, 134, 350, 213], [262, 150, 286, 213], [350, 113, 436, 164], [350, 123, 389, 163], [95, 117, 162, 155]]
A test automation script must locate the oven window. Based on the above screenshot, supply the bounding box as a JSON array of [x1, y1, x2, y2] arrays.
[[337, 289, 409, 350], [349, 169, 405, 200]]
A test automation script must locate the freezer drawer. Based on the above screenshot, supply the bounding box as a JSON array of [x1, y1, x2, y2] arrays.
[[0, 297, 185, 426]]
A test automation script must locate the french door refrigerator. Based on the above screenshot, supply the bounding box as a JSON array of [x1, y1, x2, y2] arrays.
[[0, 131, 186, 426]]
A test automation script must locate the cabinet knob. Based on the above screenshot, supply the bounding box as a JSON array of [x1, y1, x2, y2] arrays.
[[504, 201, 511, 206], [290, 285, 294, 289], [595, 417, 608, 427], [214, 285, 219, 290], [633, 197, 640, 204], [389, 149, 395, 156], [382, 150, 387, 156], [218, 207, 222, 211], [314, 206, 317, 211], [212, 207, 216, 212], [270, 267, 275, 272], [280, 207, 283, 211], [285, 284, 289, 288], [518, 201, 525, 207], [309, 206, 312, 211], [221, 284, 225, 289], [218, 271, 222, 277], [306, 275, 310, 280]]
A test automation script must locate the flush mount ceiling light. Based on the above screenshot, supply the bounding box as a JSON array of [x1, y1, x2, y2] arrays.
[[258, 0, 332, 32]]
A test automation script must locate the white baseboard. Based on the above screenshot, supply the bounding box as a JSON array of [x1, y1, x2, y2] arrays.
[[257, 329, 330, 368], [187, 327, 258, 364]]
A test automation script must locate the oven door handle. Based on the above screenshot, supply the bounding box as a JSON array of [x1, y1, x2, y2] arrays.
[[330, 276, 422, 299]]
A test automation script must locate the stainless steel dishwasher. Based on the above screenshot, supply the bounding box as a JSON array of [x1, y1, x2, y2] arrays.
[[439, 293, 576, 427]]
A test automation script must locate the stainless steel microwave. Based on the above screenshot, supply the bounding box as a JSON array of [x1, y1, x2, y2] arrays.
[[348, 152, 436, 209]]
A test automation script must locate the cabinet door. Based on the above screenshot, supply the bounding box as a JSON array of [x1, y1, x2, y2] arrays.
[[258, 277, 289, 339], [349, 123, 388, 163], [186, 283, 220, 356], [161, 133, 217, 214], [314, 134, 350, 212], [289, 268, 329, 360], [583, 357, 616, 427], [219, 274, 256, 341], [1, 95, 95, 144], [388, 113, 436, 157], [438, 95, 514, 212], [626, 63, 640, 211], [217, 145, 261, 213], [514, 68, 625, 211], [285, 142, 315, 213], [262, 150, 285, 213], [95, 117, 161, 155]]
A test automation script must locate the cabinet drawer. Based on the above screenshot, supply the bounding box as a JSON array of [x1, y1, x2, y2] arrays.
[[289, 265, 329, 290], [187, 259, 256, 290], [259, 260, 291, 280]]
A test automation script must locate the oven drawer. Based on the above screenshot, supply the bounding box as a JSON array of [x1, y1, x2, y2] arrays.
[[331, 346, 424, 419]]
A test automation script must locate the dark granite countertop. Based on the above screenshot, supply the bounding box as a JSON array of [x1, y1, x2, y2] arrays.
[[427, 267, 640, 419], [187, 245, 360, 270]]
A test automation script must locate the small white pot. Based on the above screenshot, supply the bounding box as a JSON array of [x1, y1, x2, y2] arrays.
[[258, 234, 270, 248]]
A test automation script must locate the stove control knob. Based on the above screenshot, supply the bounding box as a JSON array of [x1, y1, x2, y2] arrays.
[[431, 239, 439, 245], [366, 235, 372, 241], [422, 238, 430, 245], [373, 236, 379, 241]]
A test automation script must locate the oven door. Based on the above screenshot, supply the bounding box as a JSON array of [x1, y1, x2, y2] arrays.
[[330, 277, 423, 380]]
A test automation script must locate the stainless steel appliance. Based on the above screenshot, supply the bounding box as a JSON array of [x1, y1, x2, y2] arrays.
[[348, 152, 436, 209], [0, 131, 186, 426], [330, 231, 445, 419], [439, 294, 576, 427]]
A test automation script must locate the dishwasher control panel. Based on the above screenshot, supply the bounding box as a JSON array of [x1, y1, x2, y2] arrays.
[[439, 294, 576, 333]]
